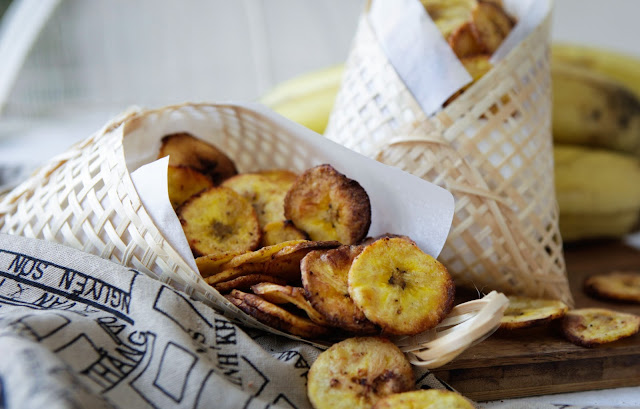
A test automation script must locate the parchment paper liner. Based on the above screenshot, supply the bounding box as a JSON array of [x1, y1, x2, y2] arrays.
[[0, 102, 507, 367], [324, 1, 573, 306]]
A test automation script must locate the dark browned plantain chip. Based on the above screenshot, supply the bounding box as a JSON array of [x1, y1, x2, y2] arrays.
[[159, 132, 237, 184], [214, 274, 287, 294], [284, 164, 371, 245], [226, 290, 330, 339], [301, 245, 378, 334], [250, 283, 330, 326]]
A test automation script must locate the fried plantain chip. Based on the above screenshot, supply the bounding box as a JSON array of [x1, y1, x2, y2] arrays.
[[301, 245, 378, 334], [470, 1, 515, 54], [372, 390, 475, 409], [284, 164, 371, 245], [251, 283, 330, 326], [167, 165, 214, 209], [307, 336, 414, 409], [205, 240, 340, 285], [178, 186, 260, 257], [221, 170, 298, 228], [499, 296, 569, 330], [448, 21, 484, 58], [226, 290, 330, 339], [158, 132, 237, 184], [421, 0, 476, 40], [561, 308, 640, 348], [348, 237, 455, 335], [195, 250, 246, 278], [214, 274, 287, 294], [584, 271, 640, 304], [260, 220, 309, 247]]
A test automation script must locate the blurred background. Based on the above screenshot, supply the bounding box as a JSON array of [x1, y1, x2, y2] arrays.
[[0, 0, 639, 190]]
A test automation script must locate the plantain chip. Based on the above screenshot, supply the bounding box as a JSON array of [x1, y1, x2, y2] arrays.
[[284, 164, 371, 245], [158, 132, 237, 184], [301, 245, 378, 334], [307, 337, 414, 409], [195, 250, 246, 279], [561, 308, 640, 348], [372, 390, 475, 409], [584, 271, 640, 304], [499, 296, 569, 330], [221, 170, 298, 228], [214, 274, 287, 294], [178, 186, 260, 257], [348, 237, 455, 335], [167, 165, 214, 209], [250, 282, 330, 326], [226, 290, 329, 339], [260, 220, 309, 247], [470, 1, 515, 53], [205, 240, 340, 285]]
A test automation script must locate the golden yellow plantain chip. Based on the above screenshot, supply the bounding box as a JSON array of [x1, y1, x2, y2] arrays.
[[205, 240, 340, 285], [195, 250, 246, 279], [499, 296, 569, 330], [301, 245, 378, 334], [284, 164, 371, 245], [421, 0, 476, 40], [348, 237, 455, 335], [250, 283, 330, 326], [307, 336, 414, 409], [167, 165, 214, 209], [178, 186, 260, 257], [221, 170, 298, 228], [562, 308, 640, 348], [584, 271, 640, 304], [260, 220, 309, 247], [448, 21, 484, 58], [226, 290, 330, 339], [214, 274, 287, 294], [158, 132, 237, 184], [372, 389, 475, 409]]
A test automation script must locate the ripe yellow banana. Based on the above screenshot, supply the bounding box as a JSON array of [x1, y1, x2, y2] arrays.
[[552, 43, 640, 98], [554, 144, 640, 241], [552, 61, 640, 157], [259, 65, 344, 135]]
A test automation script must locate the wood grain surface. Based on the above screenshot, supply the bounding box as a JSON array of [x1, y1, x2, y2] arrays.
[[432, 239, 640, 402]]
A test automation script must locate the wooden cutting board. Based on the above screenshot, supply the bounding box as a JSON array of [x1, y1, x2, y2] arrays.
[[431, 240, 640, 402]]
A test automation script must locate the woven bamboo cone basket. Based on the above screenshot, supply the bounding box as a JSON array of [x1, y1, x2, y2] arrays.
[[324, 9, 573, 306], [0, 102, 509, 365]]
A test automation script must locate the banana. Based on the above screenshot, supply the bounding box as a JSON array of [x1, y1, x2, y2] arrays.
[[553, 43, 640, 99], [552, 62, 640, 157], [259, 65, 344, 134], [554, 144, 640, 241]]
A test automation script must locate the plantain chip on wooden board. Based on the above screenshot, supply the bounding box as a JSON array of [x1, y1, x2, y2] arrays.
[[221, 170, 298, 228], [158, 132, 238, 185], [499, 296, 569, 330], [284, 164, 371, 245], [348, 237, 455, 335], [372, 389, 475, 409], [167, 165, 213, 209], [584, 271, 640, 304], [260, 220, 309, 247], [301, 245, 378, 334], [561, 308, 640, 348], [250, 283, 330, 326], [204, 240, 340, 285], [307, 337, 415, 409], [178, 186, 260, 257], [225, 289, 330, 339]]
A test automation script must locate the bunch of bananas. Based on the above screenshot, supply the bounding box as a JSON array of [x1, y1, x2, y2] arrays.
[[261, 44, 640, 242]]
